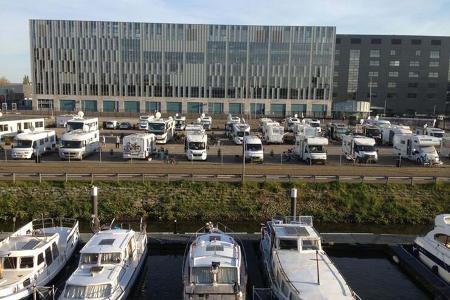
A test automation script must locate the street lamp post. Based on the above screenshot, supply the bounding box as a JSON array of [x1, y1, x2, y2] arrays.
[[242, 139, 245, 183]]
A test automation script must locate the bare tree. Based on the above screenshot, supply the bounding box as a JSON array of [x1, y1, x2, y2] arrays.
[[0, 76, 10, 87]]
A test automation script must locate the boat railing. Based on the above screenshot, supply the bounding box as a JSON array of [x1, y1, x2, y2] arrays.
[[272, 216, 313, 227], [32, 217, 78, 231], [273, 250, 300, 296]]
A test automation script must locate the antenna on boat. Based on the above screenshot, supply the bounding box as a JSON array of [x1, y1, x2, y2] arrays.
[[316, 250, 320, 285], [41, 214, 46, 238]]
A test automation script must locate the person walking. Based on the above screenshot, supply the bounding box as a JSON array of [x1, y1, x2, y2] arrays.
[[101, 135, 106, 146], [115, 135, 120, 149]]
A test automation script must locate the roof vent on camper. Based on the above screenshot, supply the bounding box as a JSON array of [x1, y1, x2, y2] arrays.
[[155, 112, 161, 119], [294, 114, 298, 118], [201, 113, 205, 118], [77, 111, 84, 119]]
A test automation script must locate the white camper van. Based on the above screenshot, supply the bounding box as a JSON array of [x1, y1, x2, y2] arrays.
[[382, 125, 412, 145], [415, 127, 445, 139], [286, 115, 301, 132], [440, 137, 450, 158], [232, 123, 251, 145], [123, 133, 156, 159], [200, 114, 213, 130], [303, 118, 321, 133], [66, 115, 98, 132], [59, 129, 99, 160], [342, 135, 378, 163], [56, 114, 75, 128], [139, 115, 154, 130], [294, 134, 328, 164], [12, 130, 56, 159], [263, 123, 284, 144], [0, 116, 45, 141], [225, 114, 241, 137], [147, 112, 175, 144], [174, 114, 186, 131], [185, 131, 208, 161], [393, 134, 441, 165], [244, 135, 264, 163]]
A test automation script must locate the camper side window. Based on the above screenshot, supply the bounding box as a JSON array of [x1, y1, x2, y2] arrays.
[[40, 139, 44, 145], [400, 141, 405, 144]]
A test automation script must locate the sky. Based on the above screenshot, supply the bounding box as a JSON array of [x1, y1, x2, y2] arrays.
[[1, 0, 450, 82]]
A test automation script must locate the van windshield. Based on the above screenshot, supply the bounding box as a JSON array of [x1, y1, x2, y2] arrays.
[[246, 143, 262, 151], [355, 145, 375, 152], [61, 141, 83, 148], [148, 123, 165, 132], [431, 132, 444, 138], [188, 142, 205, 150], [309, 123, 320, 127], [309, 145, 324, 153], [15, 140, 32, 148], [237, 131, 249, 137], [67, 122, 83, 131]]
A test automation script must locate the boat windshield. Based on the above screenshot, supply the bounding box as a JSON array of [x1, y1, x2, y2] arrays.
[[246, 143, 262, 151], [61, 141, 83, 148], [188, 142, 206, 150], [308, 145, 324, 153], [191, 267, 238, 284], [15, 139, 33, 148], [80, 253, 99, 265], [279, 239, 298, 250], [64, 284, 112, 299], [148, 123, 165, 132], [302, 239, 320, 251], [101, 253, 121, 264], [1, 256, 18, 269]]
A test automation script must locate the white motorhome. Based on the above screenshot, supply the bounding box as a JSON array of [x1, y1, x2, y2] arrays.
[[138, 115, 154, 130], [382, 125, 412, 145], [66, 115, 98, 132], [185, 124, 205, 134], [440, 137, 450, 158], [232, 122, 251, 145], [59, 129, 100, 160], [292, 123, 319, 137], [225, 114, 241, 137], [259, 118, 273, 133], [393, 134, 441, 165], [56, 114, 75, 128], [415, 127, 445, 139], [263, 123, 284, 144], [342, 135, 378, 163], [200, 113, 213, 130], [174, 114, 186, 131], [123, 133, 156, 159], [294, 134, 328, 164], [147, 112, 175, 144], [12, 130, 56, 159], [0, 116, 45, 141], [286, 115, 301, 132], [244, 135, 264, 163], [185, 131, 208, 161], [303, 118, 321, 133]]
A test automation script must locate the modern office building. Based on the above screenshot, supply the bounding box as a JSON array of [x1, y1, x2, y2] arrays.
[[30, 19, 336, 117], [334, 35, 450, 115]]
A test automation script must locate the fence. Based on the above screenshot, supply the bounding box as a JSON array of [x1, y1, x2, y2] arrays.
[[0, 172, 448, 184]]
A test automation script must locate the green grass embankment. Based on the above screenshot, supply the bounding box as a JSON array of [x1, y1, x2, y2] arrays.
[[0, 181, 448, 224]]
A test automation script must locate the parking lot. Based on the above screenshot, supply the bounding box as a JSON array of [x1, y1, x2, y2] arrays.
[[1, 128, 449, 178]]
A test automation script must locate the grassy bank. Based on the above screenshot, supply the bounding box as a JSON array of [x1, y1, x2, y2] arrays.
[[0, 181, 448, 224]]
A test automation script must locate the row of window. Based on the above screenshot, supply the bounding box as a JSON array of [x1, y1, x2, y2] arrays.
[[336, 92, 440, 100], [337, 37, 443, 46], [336, 49, 441, 59], [0, 121, 44, 132], [1, 242, 59, 270], [52, 99, 326, 116]]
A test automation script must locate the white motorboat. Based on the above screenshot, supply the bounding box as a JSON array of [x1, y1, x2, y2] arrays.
[[59, 223, 147, 300], [413, 214, 450, 283], [182, 222, 247, 300], [260, 216, 359, 300], [0, 218, 79, 300]]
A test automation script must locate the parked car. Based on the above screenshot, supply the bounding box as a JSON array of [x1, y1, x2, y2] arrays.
[[119, 122, 132, 130], [105, 120, 118, 129]]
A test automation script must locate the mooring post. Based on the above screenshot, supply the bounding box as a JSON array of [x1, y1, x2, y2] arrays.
[[92, 185, 99, 232], [290, 187, 298, 218]]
